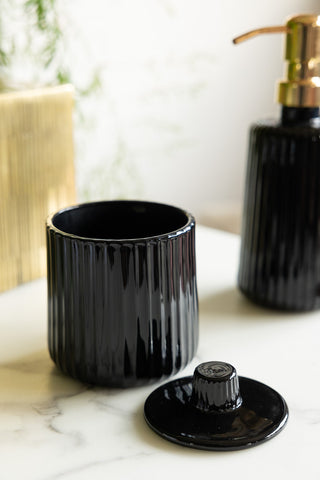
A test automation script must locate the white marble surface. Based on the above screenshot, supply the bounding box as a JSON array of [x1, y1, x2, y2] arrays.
[[1, 226, 320, 479]]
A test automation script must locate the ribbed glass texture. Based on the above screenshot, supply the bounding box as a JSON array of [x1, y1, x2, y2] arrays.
[[238, 118, 320, 310], [191, 362, 242, 413], [47, 204, 198, 387]]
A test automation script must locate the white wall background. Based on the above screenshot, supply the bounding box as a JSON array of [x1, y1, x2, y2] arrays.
[[66, 0, 319, 219]]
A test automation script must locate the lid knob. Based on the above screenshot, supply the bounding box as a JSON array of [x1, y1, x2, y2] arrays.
[[190, 361, 242, 413]]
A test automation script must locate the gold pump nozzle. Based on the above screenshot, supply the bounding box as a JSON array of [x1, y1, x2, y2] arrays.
[[233, 14, 320, 107]]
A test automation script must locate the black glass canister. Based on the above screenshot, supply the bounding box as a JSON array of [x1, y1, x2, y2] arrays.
[[46, 200, 198, 387], [235, 15, 320, 310]]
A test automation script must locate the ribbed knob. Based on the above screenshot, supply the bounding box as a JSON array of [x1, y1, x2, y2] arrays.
[[190, 361, 242, 413]]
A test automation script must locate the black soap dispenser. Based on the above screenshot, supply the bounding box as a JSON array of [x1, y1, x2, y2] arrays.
[[235, 14, 320, 311]]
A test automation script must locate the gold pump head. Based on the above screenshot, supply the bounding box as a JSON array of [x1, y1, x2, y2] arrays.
[[233, 14, 320, 107]]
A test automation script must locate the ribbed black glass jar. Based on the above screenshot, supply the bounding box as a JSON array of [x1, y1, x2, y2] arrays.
[[46, 200, 198, 387], [238, 107, 320, 311]]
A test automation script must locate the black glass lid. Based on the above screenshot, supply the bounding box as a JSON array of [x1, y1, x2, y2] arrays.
[[144, 361, 289, 451]]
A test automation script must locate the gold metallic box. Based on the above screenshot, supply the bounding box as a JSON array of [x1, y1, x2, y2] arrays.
[[0, 85, 76, 292]]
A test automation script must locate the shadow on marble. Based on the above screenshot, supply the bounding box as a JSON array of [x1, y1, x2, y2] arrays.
[[199, 287, 309, 321]]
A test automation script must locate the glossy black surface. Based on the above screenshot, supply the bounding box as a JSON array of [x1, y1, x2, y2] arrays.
[[191, 362, 242, 413], [144, 361, 288, 451], [238, 107, 320, 310], [46, 200, 198, 387]]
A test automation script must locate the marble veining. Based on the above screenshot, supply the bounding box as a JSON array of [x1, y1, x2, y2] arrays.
[[1, 228, 320, 479]]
